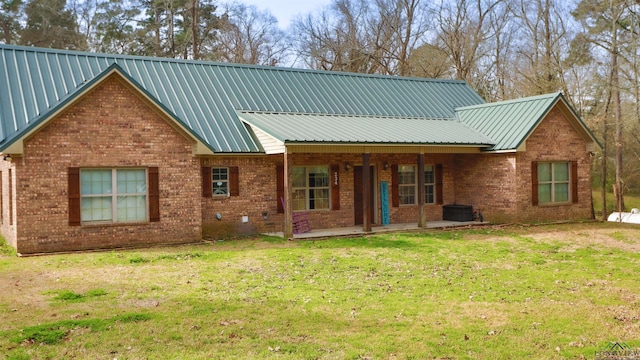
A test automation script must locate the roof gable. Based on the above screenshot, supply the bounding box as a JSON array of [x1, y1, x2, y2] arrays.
[[456, 92, 600, 152], [0, 63, 215, 155], [0, 44, 486, 153]]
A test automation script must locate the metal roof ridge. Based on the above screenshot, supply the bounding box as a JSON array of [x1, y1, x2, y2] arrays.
[[236, 110, 457, 121], [1, 44, 470, 85], [455, 92, 561, 111]]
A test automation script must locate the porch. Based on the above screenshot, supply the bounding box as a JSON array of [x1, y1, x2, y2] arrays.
[[265, 220, 487, 240]]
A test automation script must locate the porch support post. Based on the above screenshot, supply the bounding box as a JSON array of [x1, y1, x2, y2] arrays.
[[362, 153, 372, 232], [283, 150, 293, 239], [417, 153, 426, 228]]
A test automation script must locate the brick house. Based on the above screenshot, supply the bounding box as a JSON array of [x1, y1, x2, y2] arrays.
[[0, 45, 599, 255]]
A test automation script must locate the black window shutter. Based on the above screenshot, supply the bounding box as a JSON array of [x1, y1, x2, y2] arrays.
[[202, 166, 212, 197], [149, 167, 160, 222], [68, 167, 81, 226], [229, 166, 239, 196], [571, 161, 578, 203], [276, 165, 284, 213], [435, 164, 443, 205], [391, 164, 399, 207], [532, 162, 539, 206]]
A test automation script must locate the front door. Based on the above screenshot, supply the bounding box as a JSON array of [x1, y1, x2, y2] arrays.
[[354, 166, 375, 225]]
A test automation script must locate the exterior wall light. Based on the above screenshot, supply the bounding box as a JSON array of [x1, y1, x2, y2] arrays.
[[344, 162, 351, 171], [3, 154, 11, 162]]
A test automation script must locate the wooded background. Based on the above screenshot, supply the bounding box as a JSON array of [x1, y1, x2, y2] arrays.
[[2, 0, 639, 216]]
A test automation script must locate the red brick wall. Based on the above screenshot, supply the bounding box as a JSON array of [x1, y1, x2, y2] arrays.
[[515, 106, 592, 221], [14, 74, 202, 254], [454, 153, 518, 221], [199, 152, 461, 238], [454, 105, 593, 223], [200, 155, 283, 238], [201, 153, 360, 238]]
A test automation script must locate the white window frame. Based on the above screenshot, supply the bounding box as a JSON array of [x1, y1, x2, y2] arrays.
[[80, 168, 149, 223], [212, 167, 229, 196], [399, 164, 436, 205], [292, 166, 330, 211], [538, 162, 570, 204]]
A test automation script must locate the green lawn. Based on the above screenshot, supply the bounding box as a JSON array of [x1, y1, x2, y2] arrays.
[[1, 222, 640, 359]]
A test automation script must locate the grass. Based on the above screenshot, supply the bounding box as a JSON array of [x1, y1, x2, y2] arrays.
[[1, 222, 640, 359]]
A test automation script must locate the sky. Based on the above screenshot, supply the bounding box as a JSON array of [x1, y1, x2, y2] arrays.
[[240, 0, 332, 28]]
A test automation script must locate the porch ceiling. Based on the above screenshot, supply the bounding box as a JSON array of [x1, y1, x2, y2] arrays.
[[238, 111, 495, 148]]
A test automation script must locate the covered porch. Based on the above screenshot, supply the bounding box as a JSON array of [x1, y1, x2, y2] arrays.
[[265, 220, 487, 240], [239, 111, 495, 239]]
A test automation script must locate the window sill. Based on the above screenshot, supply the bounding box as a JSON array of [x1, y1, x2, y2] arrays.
[[80, 221, 150, 228], [537, 201, 572, 207]]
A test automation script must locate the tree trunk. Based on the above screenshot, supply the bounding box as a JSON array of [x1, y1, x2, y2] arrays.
[[192, 0, 199, 60], [601, 138, 608, 219], [612, 11, 625, 212]]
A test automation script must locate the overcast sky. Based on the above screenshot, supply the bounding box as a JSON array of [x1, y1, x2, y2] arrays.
[[239, 0, 332, 28]]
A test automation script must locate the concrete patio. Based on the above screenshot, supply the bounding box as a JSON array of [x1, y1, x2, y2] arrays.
[[265, 221, 487, 240]]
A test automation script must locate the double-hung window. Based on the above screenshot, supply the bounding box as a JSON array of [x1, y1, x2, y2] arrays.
[[212, 167, 229, 195], [398, 165, 416, 205], [398, 165, 436, 205], [80, 169, 148, 223], [537, 162, 570, 204], [292, 166, 330, 211]]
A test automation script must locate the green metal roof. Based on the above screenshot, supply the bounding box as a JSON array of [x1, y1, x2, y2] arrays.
[[239, 112, 494, 146], [0, 44, 487, 153], [455, 92, 595, 151]]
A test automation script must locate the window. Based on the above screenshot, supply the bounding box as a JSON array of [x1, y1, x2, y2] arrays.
[[201, 166, 238, 198], [212, 167, 229, 195], [292, 166, 330, 211], [537, 162, 570, 204], [80, 169, 147, 223], [398, 165, 436, 205], [399, 165, 416, 205]]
